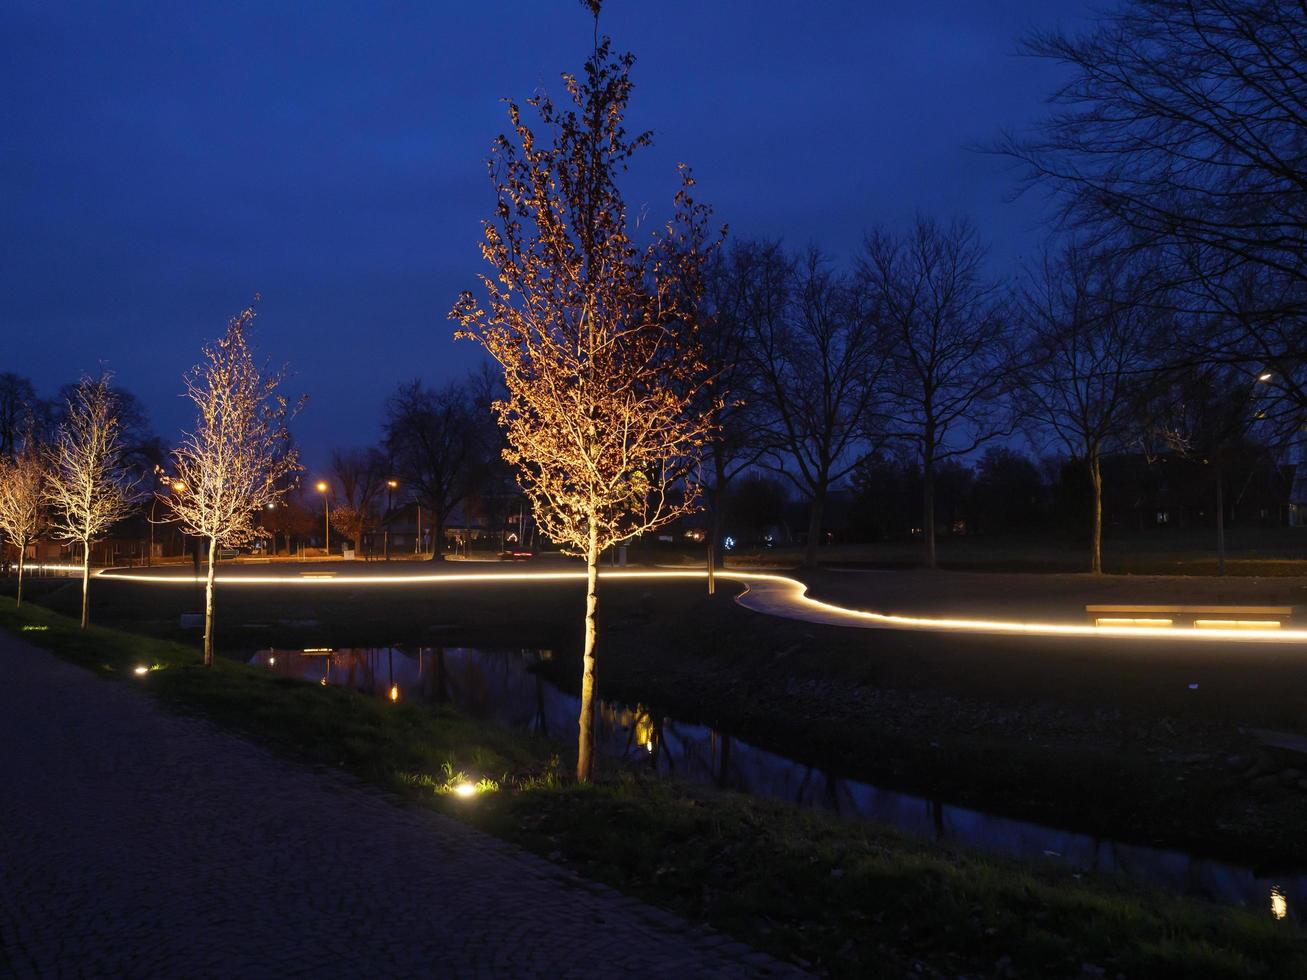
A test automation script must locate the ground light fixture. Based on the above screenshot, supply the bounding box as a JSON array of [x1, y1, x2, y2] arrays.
[[133, 665, 149, 676], [1271, 885, 1288, 920], [453, 782, 477, 799]]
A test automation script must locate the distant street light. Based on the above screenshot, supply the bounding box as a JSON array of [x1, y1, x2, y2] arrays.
[[316, 481, 330, 554], [385, 479, 398, 560], [1258, 372, 1273, 382]]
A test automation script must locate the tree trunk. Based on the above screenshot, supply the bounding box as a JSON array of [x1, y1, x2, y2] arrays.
[[80, 540, 91, 629], [710, 455, 728, 570], [15, 544, 24, 608], [1215, 464, 1226, 577], [1089, 452, 1103, 575], [576, 523, 601, 783], [430, 516, 446, 559], [203, 536, 218, 666], [804, 486, 826, 568], [923, 452, 937, 569]]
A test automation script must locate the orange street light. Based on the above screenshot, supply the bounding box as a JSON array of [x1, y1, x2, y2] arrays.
[[384, 479, 398, 560], [316, 481, 330, 554]]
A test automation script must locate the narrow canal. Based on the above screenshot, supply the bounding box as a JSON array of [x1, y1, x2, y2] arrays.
[[250, 644, 1303, 920]]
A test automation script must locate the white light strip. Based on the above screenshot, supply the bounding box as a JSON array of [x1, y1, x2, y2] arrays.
[[91, 567, 1307, 644]]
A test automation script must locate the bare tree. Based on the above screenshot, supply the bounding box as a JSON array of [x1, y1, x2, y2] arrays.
[[451, 26, 713, 781], [0, 373, 41, 460], [750, 248, 885, 567], [0, 438, 46, 606], [383, 379, 484, 560], [860, 217, 1011, 568], [44, 374, 137, 628], [1149, 359, 1275, 575], [1005, 0, 1307, 413], [697, 241, 776, 566], [1013, 244, 1163, 572], [166, 306, 300, 665], [327, 448, 389, 557]]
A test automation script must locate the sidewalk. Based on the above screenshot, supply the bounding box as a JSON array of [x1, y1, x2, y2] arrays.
[[0, 632, 799, 979]]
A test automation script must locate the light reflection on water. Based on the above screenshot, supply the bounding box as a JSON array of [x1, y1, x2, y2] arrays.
[[250, 645, 1304, 920]]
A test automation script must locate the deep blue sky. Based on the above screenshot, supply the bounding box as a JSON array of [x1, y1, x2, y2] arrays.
[[2, 1, 1089, 472]]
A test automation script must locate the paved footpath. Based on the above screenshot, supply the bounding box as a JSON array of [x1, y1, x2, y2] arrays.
[[0, 633, 802, 979]]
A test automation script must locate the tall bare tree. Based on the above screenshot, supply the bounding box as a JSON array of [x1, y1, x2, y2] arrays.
[[383, 379, 485, 560], [327, 448, 389, 557], [860, 217, 1011, 568], [166, 306, 300, 665], [0, 373, 41, 460], [0, 438, 46, 606], [750, 248, 885, 566], [1014, 244, 1163, 572], [45, 374, 137, 628], [698, 241, 776, 566], [1005, 0, 1307, 415], [451, 24, 713, 781], [1149, 360, 1274, 575]]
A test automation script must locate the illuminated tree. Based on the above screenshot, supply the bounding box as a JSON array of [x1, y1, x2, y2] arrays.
[[45, 374, 138, 629], [451, 22, 714, 781], [166, 306, 300, 665], [0, 438, 47, 606]]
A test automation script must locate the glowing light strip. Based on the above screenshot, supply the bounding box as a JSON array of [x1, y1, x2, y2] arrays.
[[92, 567, 1307, 644], [1094, 618, 1174, 628], [1193, 619, 1281, 630]]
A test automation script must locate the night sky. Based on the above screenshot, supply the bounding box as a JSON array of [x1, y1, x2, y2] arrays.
[[2, 1, 1089, 471]]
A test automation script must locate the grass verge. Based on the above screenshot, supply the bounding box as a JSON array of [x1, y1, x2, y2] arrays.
[[1, 595, 1303, 978]]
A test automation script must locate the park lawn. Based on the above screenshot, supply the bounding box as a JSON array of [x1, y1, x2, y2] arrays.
[[2, 595, 1304, 978], [721, 525, 1307, 575]]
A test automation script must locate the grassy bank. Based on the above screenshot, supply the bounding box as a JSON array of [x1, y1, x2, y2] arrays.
[[723, 526, 1307, 576], [2, 595, 1303, 977], [12, 571, 1307, 868]]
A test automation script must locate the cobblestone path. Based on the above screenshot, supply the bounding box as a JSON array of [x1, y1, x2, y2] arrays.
[[0, 633, 801, 978]]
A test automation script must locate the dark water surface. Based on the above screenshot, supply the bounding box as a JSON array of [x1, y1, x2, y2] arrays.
[[249, 645, 1304, 921]]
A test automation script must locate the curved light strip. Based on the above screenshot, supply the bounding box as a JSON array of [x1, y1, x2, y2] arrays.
[[92, 566, 1307, 644]]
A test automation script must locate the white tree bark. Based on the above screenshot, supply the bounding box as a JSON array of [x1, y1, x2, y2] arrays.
[[576, 522, 601, 782]]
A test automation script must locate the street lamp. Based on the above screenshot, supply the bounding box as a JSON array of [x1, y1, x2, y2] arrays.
[[316, 481, 330, 555], [385, 479, 398, 561]]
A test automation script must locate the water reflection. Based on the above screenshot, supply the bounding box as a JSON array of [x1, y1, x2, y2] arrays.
[[251, 645, 1305, 919]]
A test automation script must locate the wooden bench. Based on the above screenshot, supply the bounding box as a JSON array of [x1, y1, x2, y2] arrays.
[[1085, 604, 1295, 629]]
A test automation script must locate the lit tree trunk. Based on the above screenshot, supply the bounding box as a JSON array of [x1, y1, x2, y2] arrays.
[[1215, 463, 1226, 578], [79, 540, 90, 629], [804, 485, 826, 568], [1088, 451, 1103, 575], [203, 535, 218, 666], [15, 546, 24, 608], [576, 521, 600, 782]]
